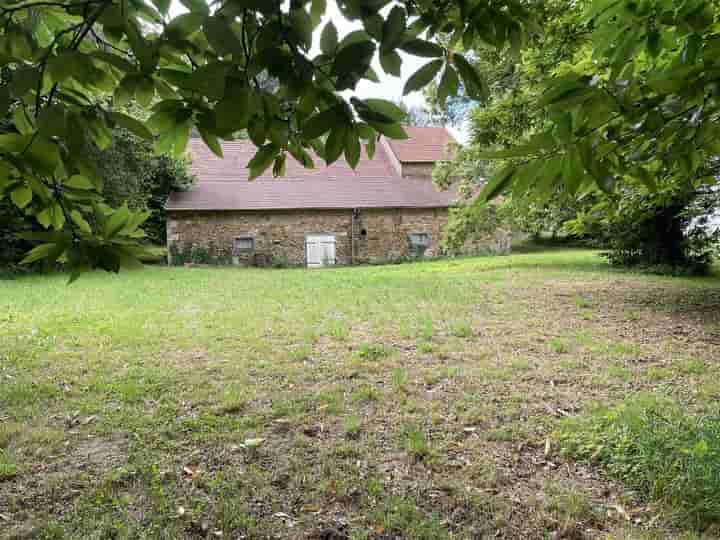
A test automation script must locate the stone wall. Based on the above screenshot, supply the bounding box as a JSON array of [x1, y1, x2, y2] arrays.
[[167, 207, 510, 266]]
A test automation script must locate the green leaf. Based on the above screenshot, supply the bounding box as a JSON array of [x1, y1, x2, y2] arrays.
[[109, 112, 154, 140], [345, 126, 361, 169], [152, 0, 171, 15], [363, 14, 384, 41], [289, 144, 314, 168], [11, 186, 32, 209], [38, 105, 67, 138], [437, 65, 459, 104], [479, 164, 515, 202], [199, 128, 224, 158], [368, 121, 408, 139], [320, 22, 339, 54], [289, 8, 313, 51], [105, 204, 131, 238], [179, 0, 209, 15], [403, 59, 443, 95], [562, 149, 584, 194], [310, 0, 326, 27], [452, 54, 486, 100], [65, 175, 95, 190], [36, 204, 66, 230], [165, 12, 205, 40], [303, 105, 343, 139], [338, 30, 372, 49], [380, 51, 402, 77], [248, 144, 279, 180], [363, 99, 406, 122], [13, 107, 34, 135], [70, 210, 92, 234], [215, 88, 250, 131], [325, 126, 346, 165], [21, 243, 65, 265], [400, 39, 444, 58], [381, 6, 406, 52], [204, 15, 244, 57]]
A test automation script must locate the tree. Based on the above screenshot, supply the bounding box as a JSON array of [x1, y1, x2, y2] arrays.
[[0, 0, 527, 278], [477, 0, 720, 205], [89, 127, 193, 245], [434, 0, 720, 271]]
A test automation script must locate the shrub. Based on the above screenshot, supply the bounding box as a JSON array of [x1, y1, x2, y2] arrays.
[[555, 395, 720, 529], [168, 244, 232, 266]]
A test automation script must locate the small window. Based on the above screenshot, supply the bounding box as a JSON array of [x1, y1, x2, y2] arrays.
[[408, 233, 431, 247], [408, 233, 431, 257], [234, 236, 255, 252]]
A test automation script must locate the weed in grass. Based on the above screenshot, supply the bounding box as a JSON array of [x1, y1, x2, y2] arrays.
[[352, 384, 380, 404], [344, 415, 362, 439], [574, 296, 592, 309], [416, 315, 434, 342], [645, 366, 672, 382], [543, 482, 597, 533], [403, 425, 431, 461], [556, 395, 720, 529], [0, 450, 19, 480], [549, 338, 568, 354], [417, 342, 433, 353], [373, 496, 449, 540], [449, 319, 473, 338], [215, 386, 250, 415], [677, 358, 708, 375], [315, 388, 344, 415], [392, 368, 409, 392], [357, 343, 389, 361], [607, 364, 632, 381], [325, 318, 350, 341]]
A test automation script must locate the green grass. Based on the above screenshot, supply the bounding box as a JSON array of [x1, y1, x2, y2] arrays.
[[1, 249, 719, 539], [556, 395, 720, 529]]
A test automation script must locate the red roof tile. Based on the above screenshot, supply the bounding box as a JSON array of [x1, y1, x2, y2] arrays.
[[385, 126, 456, 163], [166, 129, 458, 211]]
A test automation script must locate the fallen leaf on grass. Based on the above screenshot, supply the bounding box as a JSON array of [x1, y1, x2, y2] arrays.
[[240, 438, 265, 449]]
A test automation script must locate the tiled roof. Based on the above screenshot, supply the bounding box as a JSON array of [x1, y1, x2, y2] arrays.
[[385, 126, 456, 163], [166, 128, 458, 211]]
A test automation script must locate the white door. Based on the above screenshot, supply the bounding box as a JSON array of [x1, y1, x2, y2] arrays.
[[306, 234, 336, 267]]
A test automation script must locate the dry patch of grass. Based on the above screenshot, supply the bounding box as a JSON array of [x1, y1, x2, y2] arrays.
[[1, 250, 719, 539]]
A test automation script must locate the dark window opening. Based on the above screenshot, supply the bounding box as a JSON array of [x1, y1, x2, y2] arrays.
[[408, 232, 431, 256], [360, 228, 367, 236], [234, 236, 255, 253]]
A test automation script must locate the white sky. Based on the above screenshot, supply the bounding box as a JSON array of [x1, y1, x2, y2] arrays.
[[168, 1, 468, 142]]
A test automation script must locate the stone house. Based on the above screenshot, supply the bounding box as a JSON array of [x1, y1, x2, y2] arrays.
[[166, 127, 510, 267]]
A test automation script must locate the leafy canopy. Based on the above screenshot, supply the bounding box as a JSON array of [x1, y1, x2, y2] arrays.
[[476, 0, 720, 206], [0, 0, 528, 277]]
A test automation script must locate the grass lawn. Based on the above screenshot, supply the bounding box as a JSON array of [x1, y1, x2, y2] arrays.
[[1, 249, 719, 539]]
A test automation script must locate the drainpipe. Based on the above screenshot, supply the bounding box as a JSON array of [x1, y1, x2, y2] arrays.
[[352, 208, 359, 265]]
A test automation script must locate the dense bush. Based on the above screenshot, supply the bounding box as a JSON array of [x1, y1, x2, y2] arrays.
[[0, 198, 36, 277], [568, 186, 719, 275], [556, 395, 720, 529], [1, 128, 192, 273], [89, 129, 193, 245]]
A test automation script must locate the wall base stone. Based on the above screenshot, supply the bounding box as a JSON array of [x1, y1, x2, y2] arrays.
[[167, 208, 511, 267]]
